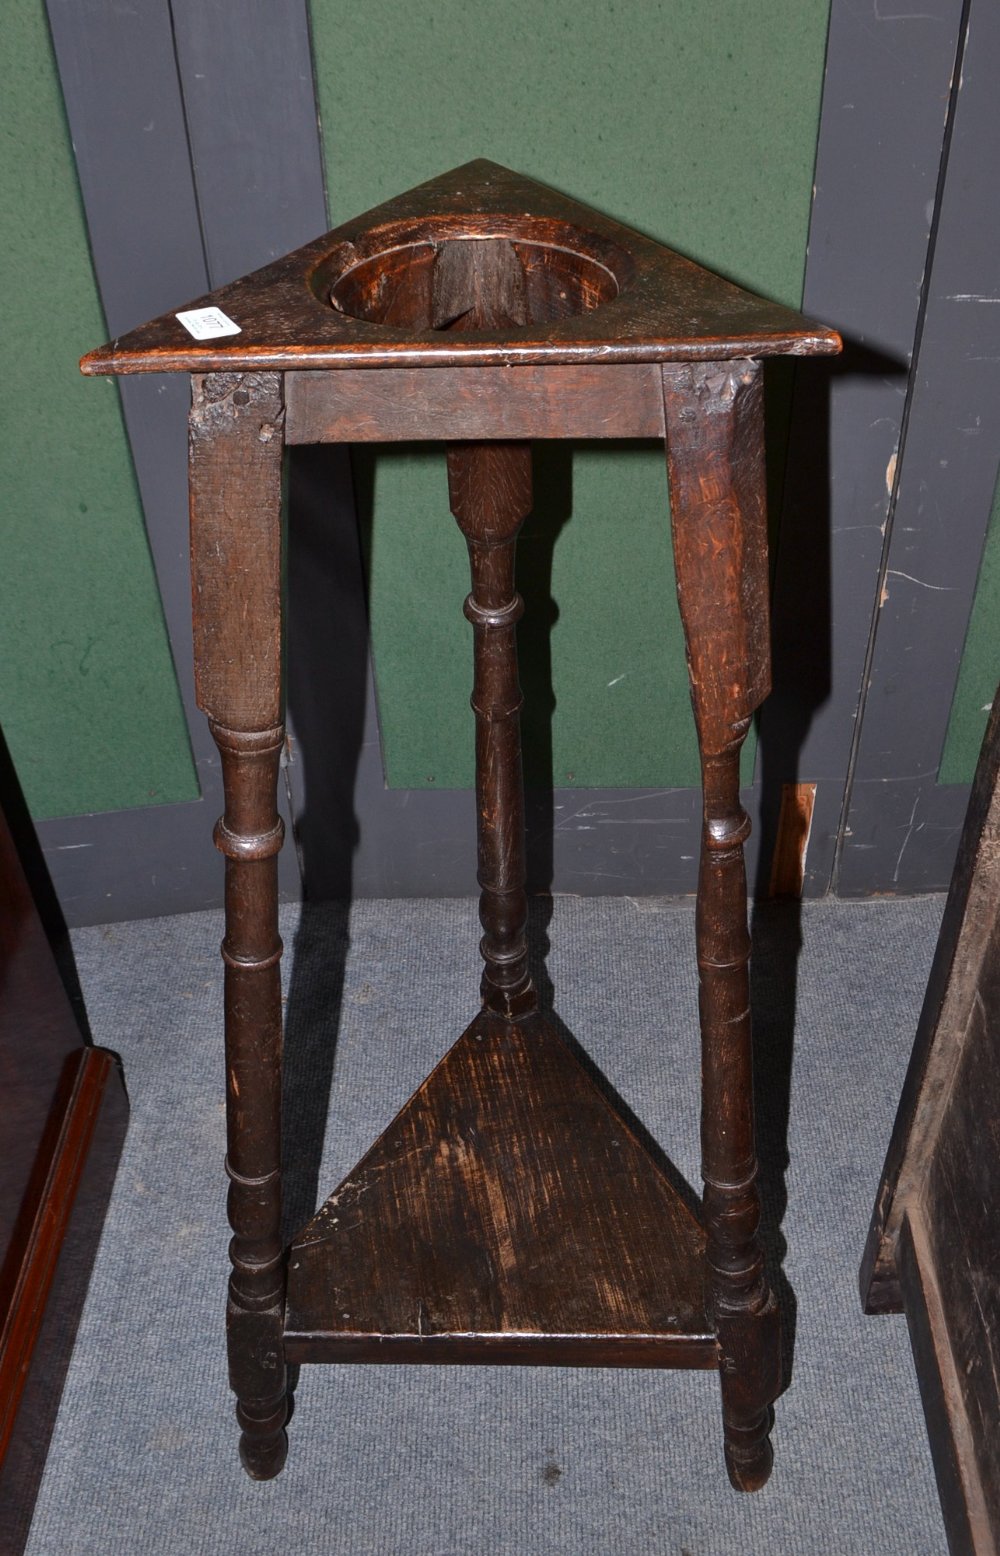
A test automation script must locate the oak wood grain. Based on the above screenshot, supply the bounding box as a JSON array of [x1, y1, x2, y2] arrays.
[[189, 372, 285, 733], [284, 363, 665, 443], [81, 160, 840, 377], [83, 158, 841, 1489], [663, 360, 780, 1491], [189, 371, 289, 1481], [285, 1010, 714, 1367]]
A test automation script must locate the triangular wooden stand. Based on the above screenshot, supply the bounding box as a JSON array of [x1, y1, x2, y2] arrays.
[[82, 159, 837, 377], [82, 159, 839, 1491]]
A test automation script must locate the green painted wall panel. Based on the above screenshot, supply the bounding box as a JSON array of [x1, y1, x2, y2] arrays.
[[311, 0, 831, 788], [359, 445, 700, 789], [0, 1, 198, 819], [939, 470, 1000, 783]]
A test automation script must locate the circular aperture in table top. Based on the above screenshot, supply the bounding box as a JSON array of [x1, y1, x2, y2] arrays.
[[312, 215, 634, 334]]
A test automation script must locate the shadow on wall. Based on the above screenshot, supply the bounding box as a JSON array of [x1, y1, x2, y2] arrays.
[[749, 337, 905, 1385]]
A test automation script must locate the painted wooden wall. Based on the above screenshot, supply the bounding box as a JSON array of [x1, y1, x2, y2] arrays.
[[8, 0, 995, 921], [308, 0, 830, 790], [0, 0, 197, 819]]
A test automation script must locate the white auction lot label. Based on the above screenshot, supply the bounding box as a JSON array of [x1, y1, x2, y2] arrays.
[[176, 307, 242, 340]]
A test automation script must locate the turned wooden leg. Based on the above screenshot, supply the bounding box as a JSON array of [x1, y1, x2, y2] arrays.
[[662, 362, 781, 1492], [447, 442, 537, 1020], [189, 371, 289, 1479], [696, 724, 780, 1491]]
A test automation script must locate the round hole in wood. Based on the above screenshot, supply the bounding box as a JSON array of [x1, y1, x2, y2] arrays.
[[311, 215, 634, 334]]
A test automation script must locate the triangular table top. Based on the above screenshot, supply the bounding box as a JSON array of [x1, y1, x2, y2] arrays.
[[82, 159, 840, 377], [284, 1010, 717, 1368]]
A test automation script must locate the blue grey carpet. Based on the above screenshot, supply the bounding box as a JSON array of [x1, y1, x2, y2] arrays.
[[26, 895, 947, 1555]]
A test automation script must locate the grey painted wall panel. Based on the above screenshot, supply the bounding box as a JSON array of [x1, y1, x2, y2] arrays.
[[761, 0, 965, 893], [44, 0, 981, 918], [840, 0, 999, 893], [169, 1, 329, 280], [43, 0, 300, 923], [46, 0, 205, 339]]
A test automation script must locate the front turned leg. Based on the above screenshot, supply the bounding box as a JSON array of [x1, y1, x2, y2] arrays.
[[662, 361, 781, 1491], [697, 725, 781, 1491], [214, 720, 288, 1479], [189, 372, 289, 1478]]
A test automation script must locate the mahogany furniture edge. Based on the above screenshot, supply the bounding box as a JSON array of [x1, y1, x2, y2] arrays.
[[0, 768, 129, 1551], [0, 1048, 122, 1463]]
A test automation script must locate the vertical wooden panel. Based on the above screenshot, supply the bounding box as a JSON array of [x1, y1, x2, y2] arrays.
[[840, 0, 1000, 893], [44, 0, 318, 919], [760, 0, 967, 894]]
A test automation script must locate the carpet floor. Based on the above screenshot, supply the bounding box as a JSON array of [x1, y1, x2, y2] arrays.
[[25, 894, 948, 1555]]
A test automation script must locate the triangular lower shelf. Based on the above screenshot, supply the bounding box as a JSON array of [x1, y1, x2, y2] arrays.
[[284, 1009, 717, 1369]]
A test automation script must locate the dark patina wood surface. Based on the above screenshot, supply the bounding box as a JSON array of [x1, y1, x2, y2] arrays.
[[285, 1010, 714, 1368], [662, 361, 781, 1491], [80, 160, 839, 378], [284, 362, 667, 443], [861, 690, 1000, 1555], [188, 370, 289, 1481], [82, 159, 839, 1491]]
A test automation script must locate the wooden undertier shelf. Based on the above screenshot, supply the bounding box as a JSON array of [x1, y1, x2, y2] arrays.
[[284, 1011, 716, 1369]]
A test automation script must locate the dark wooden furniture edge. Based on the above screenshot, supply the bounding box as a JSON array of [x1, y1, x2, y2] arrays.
[[860, 692, 1000, 1314], [284, 1332, 719, 1368], [860, 689, 1000, 1555], [0, 739, 129, 1548], [0, 1043, 127, 1556], [0, 1047, 122, 1465], [82, 334, 841, 377], [897, 1209, 997, 1556]]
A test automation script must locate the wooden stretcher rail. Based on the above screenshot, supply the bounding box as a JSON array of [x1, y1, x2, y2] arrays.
[[285, 362, 665, 443]]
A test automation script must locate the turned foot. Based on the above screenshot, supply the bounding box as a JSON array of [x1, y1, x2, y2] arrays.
[[237, 1398, 289, 1481], [715, 1281, 782, 1493], [723, 1405, 774, 1492]]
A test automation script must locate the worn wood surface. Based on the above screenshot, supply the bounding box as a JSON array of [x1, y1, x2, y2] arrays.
[[663, 361, 780, 1492], [898, 1210, 998, 1556], [189, 373, 285, 732], [662, 361, 771, 753], [440, 236, 537, 1020], [284, 362, 665, 443], [285, 1009, 714, 1367], [86, 160, 839, 1484], [861, 690, 1000, 1555], [449, 442, 536, 1019], [767, 782, 818, 900], [189, 372, 289, 1481], [861, 690, 1000, 1308], [920, 943, 1000, 1547], [81, 161, 840, 377]]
